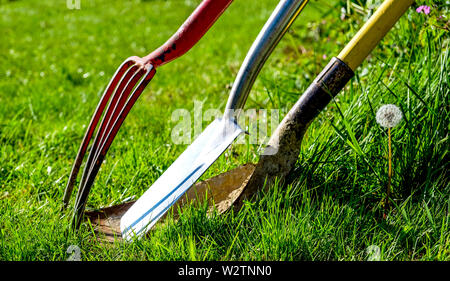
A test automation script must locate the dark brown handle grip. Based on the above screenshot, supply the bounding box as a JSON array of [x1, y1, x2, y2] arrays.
[[233, 57, 354, 210]]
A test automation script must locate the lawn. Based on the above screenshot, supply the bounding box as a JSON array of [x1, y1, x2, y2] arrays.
[[0, 0, 448, 261]]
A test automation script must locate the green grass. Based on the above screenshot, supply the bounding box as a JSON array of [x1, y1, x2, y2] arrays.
[[0, 0, 448, 261]]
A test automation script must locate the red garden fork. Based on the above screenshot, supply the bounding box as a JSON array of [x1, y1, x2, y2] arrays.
[[63, 0, 234, 229]]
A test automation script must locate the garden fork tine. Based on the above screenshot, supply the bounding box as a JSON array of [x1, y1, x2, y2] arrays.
[[62, 57, 140, 209], [76, 62, 146, 196], [63, 0, 235, 228], [73, 65, 155, 228]]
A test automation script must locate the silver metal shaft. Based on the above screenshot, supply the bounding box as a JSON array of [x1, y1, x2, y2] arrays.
[[224, 0, 308, 119]]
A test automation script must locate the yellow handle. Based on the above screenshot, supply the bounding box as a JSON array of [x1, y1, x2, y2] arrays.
[[337, 0, 414, 71]]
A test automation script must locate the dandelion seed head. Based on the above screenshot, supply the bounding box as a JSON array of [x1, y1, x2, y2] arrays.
[[376, 104, 402, 128]]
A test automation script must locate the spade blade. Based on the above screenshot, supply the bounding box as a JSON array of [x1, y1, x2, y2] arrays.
[[120, 118, 243, 240]]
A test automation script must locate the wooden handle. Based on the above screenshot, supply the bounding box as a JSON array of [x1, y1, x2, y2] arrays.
[[337, 0, 414, 71]]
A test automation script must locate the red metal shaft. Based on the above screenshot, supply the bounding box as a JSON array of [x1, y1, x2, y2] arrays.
[[144, 0, 233, 67]]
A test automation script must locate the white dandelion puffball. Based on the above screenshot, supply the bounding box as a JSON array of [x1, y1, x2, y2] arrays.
[[376, 104, 402, 128]]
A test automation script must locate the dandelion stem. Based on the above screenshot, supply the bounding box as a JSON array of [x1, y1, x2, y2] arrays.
[[386, 127, 392, 213], [376, 104, 402, 218]]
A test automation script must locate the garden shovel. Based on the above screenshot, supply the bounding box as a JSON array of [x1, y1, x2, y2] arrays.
[[231, 0, 415, 211], [120, 0, 310, 241]]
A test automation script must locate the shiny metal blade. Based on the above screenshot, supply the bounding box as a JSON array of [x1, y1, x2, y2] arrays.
[[120, 118, 243, 240]]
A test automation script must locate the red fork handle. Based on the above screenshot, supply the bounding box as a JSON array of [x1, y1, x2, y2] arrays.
[[143, 0, 233, 67]]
